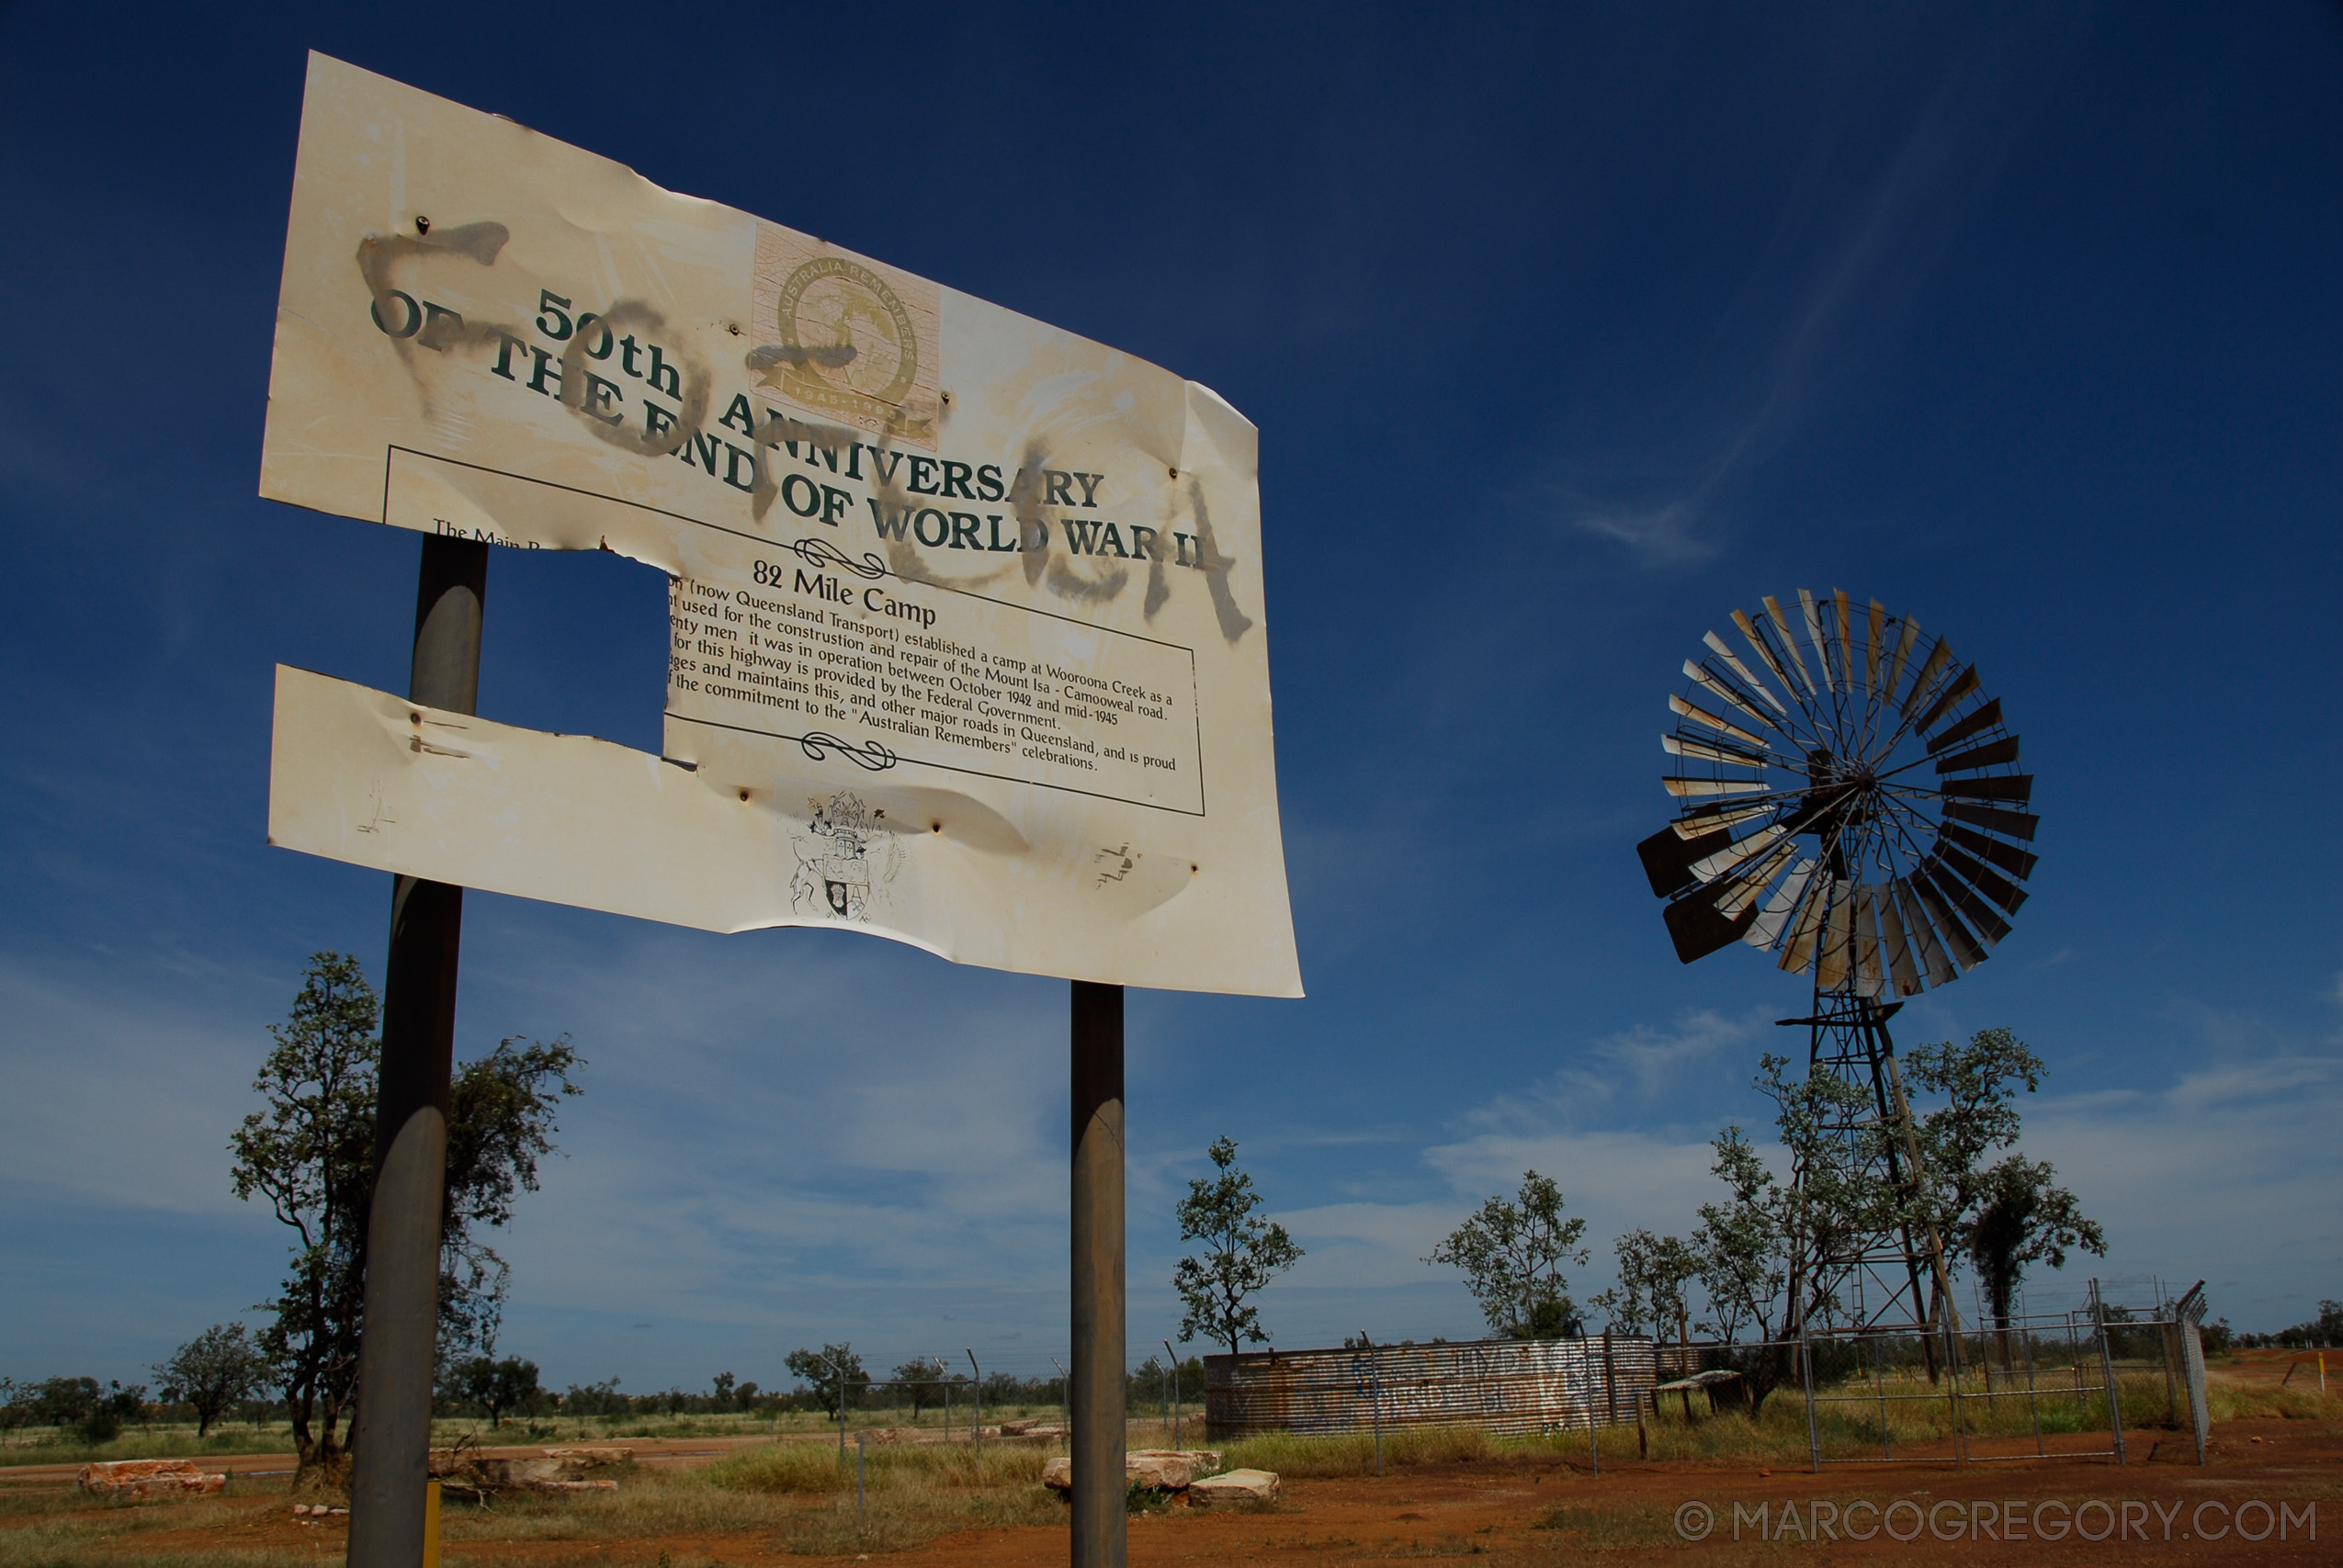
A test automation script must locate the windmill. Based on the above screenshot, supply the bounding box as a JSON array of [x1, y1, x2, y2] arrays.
[[1636, 589, 2036, 1339]]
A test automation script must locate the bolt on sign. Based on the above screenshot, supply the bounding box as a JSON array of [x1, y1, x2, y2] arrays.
[[262, 54, 1300, 998]]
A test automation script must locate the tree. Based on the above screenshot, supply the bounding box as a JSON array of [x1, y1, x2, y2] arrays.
[[2276, 1301, 2343, 1348], [230, 953, 376, 1470], [1692, 1129, 1788, 1340], [1902, 1027, 2104, 1338], [1596, 1229, 1703, 1345], [785, 1344, 867, 1416], [1173, 1136, 1305, 1356], [26, 1377, 104, 1428], [446, 1356, 541, 1427], [153, 1324, 270, 1438], [891, 1357, 945, 1418], [437, 1035, 589, 1363], [1966, 1156, 2106, 1337], [1427, 1171, 1588, 1339], [230, 953, 582, 1472]]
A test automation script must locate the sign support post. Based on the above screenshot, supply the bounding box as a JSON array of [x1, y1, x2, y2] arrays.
[[1070, 981, 1126, 1568], [347, 534, 487, 1568]]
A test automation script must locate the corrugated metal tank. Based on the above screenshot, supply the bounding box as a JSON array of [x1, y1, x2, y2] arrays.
[[1204, 1336, 1665, 1439]]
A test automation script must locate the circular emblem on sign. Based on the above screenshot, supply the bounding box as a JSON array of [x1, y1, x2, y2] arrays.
[[773, 256, 918, 412]]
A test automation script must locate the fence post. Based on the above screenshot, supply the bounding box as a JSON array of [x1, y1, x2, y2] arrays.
[[1583, 1337, 1600, 1476], [1602, 1328, 1618, 1429], [1800, 1336, 1822, 1473], [2090, 1280, 2126, 1466], [967, 1349, 982, 1453], [1053, 1357, 1070, 1449], [855, 1430, 866, 1518]]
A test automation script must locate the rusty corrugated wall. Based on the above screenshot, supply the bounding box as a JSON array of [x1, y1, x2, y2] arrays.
[[1204, 1337, 1662, 1439]]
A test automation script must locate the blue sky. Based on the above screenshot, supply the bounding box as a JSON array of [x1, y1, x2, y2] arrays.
[[4, 3, 2339, 1394]]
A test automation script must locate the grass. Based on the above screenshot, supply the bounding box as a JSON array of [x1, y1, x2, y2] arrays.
[[0, 1430, 303, 1468], [702, 1438, 1052, 1495], [445, 1442, 1065, 1556], [0, 1404, 1088, 1472], [0, 1489, 309, 1568], [1218, 1426, 1496, 1477]]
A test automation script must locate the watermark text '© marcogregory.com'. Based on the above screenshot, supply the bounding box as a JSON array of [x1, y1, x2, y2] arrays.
[[1671, 1496, 2315, 1544]]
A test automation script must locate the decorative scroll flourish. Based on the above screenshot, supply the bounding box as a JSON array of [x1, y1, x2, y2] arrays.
[[798, 731, 898, 772], [788, 536, 889, 581]]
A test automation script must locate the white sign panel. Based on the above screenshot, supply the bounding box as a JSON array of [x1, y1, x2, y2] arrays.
[[262, 54, 1300, 998]]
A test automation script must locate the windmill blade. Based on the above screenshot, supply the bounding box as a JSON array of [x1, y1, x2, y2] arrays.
[[1895, 879, 1961, 985], [1899, 638, 1954, 719], [1877, 884, 1926, 997], [1690, 823, 1789, 886], [1908, 870, 1988, 970], [1637, 822, 1732, 898], [1662, 882, 1761, 964], [1666, 733, 1770, 768], [1763, 595, 1817, 695], [1942, 800, 2041, 841], [1936, 840, 2031, 917], [1798, 589, 1835, 694], [1745, 858, 1817, 952], [1715, 840, 1798, 917], [1853, 884, 1886, 998], [1683, 660, 1783, 732], [1914, 666, 1984, 736], [1915, 857, 2012, 945], [1815, 880, 1854, 988], [1703, 632, 1789, 713], [1940, 773, 2033, 804], [1663, 776, 1772, 797], [1671, 694, 1770, 749], [1927, 697, 2004, 754], [1673, 801, 1774, 837], [1778, 871, 1830, 975], [1887, 616, 1921, 701], [1834, 590, 1854, 693], [1866, 600, 1885, 698], [1942, 821, 2040, 881], [1934, 735, 2020, 774], [1732, 609, 1798, 695]]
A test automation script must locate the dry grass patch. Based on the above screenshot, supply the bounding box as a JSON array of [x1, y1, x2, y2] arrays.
[[0, 1492, 296, 1568], [432, 1440, 1068, 1555], [1218, 1427, 1496, 1478]]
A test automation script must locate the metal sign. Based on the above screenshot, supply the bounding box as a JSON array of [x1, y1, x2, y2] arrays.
[[262, 54, 1299, 997]]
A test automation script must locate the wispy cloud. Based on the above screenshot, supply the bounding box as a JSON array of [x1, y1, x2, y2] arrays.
[[1449, 1009, 1758, 1132], [1560, 8, 2086, 566], [1568, 500, 1718, 567]]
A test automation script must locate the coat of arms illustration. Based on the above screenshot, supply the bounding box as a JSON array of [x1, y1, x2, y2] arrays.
[[789, 790, 901, 922]]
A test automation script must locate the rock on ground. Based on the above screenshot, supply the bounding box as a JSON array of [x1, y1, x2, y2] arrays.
[[78, 1461, 229, 1498], [1189, 1468, 1281, 1504], [1042, 1450, 1225, 1493]]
